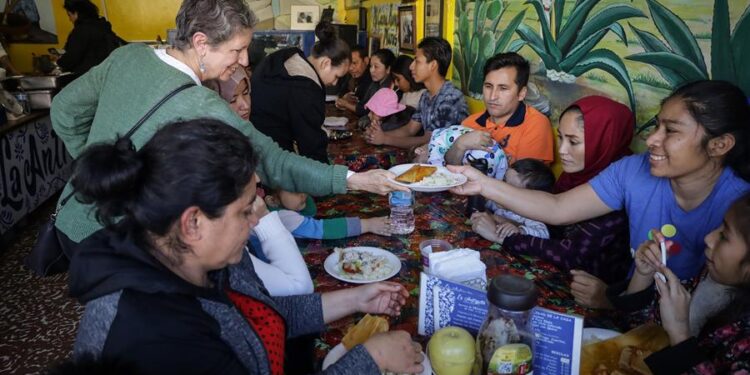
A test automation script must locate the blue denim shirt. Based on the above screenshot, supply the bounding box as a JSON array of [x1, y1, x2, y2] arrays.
[[412, 81, 468, 132]]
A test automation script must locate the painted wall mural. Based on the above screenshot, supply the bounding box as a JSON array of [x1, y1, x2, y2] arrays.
[[370, 3, 400, 53], [452, 0, 750, 149]]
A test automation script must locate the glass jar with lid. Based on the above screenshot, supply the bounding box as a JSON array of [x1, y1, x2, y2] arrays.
[[477, 274, 537, 374]]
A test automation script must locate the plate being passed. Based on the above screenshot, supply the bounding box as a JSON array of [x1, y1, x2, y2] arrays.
[[325, 94, 338, 102], [322, 343, 433, 374], [388, 163, 467, 193], [324, 247, 401, 284], [582, 327, 621, 346]]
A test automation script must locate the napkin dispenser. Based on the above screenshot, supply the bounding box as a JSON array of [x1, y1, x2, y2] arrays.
[[429, 248, 487, 290]]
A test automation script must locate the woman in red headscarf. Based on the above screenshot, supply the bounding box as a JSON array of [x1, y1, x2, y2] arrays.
[[500, 96, 634, 308]]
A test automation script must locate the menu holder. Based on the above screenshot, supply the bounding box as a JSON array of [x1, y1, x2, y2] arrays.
[[418, 273, 583, 374]]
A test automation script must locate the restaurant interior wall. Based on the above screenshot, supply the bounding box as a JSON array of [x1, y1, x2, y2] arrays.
[[6, 0, 182, 73], [452, 0, 750, 154]]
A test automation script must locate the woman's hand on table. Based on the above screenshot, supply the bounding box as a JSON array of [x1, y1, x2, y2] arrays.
[[570, 270, 613, 309], [653, 265, 692, 346], [364, 331, 424, 374], [347, 169, 409, 195], [356, 281, 409, 316], [446, 165, 488, 196], [365, 122, 387, 145]]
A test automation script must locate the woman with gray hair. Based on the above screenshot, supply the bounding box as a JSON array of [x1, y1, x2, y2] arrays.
[[50, 0, 404, 252]]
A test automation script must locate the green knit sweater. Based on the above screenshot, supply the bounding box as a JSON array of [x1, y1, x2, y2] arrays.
[[51, 43, 348, 242]]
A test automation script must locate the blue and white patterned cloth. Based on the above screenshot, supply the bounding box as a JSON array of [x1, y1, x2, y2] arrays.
[[412, 81, 468, 132], [427, 125, 508, 179]]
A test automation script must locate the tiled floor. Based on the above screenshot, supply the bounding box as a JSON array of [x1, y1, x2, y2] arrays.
[[0, 199, 83, 375]]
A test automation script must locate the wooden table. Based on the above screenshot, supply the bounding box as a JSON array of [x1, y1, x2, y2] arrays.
[[325, 105, 410, 172]]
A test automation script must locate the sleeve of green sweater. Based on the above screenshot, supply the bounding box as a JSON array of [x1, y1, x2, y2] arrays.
[[50, 55, 107, 158]]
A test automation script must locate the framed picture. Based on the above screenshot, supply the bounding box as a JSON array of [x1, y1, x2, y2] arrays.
[[424, 0, 443, 37], [290, 5, 319, 30], [368, 36, 381, 56], [344, 0, 360, 10], [398, 5, 416, 53]]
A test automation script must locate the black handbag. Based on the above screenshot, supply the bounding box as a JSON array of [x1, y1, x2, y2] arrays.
[[24, 82, 196, 276]]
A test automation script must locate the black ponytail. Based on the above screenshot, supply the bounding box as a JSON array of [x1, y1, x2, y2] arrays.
[[312, 21, 350, 66], [72, 137, 143, 227], [72, 119, 258, 251]]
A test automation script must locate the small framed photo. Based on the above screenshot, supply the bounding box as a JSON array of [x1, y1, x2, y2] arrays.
[[398, 5, 416, 53], [344, 0, 361, 10], [424, 0, 443, 37], [290, 5, 320, 30]]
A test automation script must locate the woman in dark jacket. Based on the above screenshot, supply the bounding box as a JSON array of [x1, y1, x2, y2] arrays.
[[56, 0, 123, 74], [251, 21, 350, 164], [69, 119, 424, 375]]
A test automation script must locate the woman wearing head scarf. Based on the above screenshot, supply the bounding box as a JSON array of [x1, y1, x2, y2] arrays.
[[472, 96, 634, 308]]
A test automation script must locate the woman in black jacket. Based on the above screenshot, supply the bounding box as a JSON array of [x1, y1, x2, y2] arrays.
[[56, 0, 123, 74], [250, 21, 350, 164]]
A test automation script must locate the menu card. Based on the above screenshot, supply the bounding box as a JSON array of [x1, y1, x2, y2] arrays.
[[418, 273, 583, 374]]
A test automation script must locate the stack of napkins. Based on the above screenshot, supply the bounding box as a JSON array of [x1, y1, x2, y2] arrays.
[[428, 248, 487, 290]]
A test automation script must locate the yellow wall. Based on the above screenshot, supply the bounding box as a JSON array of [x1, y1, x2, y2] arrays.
[[103, 0, 181, 41], [7, 0, 70, 73], [7, 0, 180, 73]]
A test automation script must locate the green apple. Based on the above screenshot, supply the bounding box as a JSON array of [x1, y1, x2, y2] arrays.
[[428, 326, 475, 375]]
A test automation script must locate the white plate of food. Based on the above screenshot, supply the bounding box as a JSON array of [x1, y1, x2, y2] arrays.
[[388, 163, 467, 193], [582, 328, 621, 346], [322, 343, 433, 374], [326, 94, 338, 102], [324, 247, 401, 284]]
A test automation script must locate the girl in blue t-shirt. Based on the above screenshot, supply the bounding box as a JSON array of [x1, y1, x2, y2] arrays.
[[449, 80, 750, 308]]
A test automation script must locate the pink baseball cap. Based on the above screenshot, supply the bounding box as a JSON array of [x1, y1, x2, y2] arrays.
[[365, 88, 406, 117]]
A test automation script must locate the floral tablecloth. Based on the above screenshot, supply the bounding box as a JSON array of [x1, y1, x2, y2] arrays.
[[325, 105, 409, 172], [301, 190, 616, 361]]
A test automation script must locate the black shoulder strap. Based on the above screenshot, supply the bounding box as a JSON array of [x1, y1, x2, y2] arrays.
[[59, 82, 196, 207]]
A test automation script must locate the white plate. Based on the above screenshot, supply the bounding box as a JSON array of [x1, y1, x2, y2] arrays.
[[324, 116, 349, 128], [582, 328, 620, 346], [323, 343, 433, 374], [326, 94, 338, 102], [324, 247, 401, 284], [388, 163, 468, 193]]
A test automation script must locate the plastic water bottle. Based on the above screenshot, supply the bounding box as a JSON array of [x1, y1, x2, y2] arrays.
[[389, 190, 414, 235]]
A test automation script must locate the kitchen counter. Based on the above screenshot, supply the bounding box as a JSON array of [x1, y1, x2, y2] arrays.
[[0, 111, 72, 237]]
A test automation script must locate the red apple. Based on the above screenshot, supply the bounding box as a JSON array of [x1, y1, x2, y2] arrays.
[[428, 326, 475, 375]]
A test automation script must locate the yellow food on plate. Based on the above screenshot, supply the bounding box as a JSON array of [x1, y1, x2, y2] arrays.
[[341, 314, 389, 350], [395, 165, 437, 184], [581, 323, 669, 375]]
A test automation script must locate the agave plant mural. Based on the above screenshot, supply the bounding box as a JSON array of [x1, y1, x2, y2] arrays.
[[627, 0, 750, 96], [515, 0, 646, 110], [453, 0, 528, 97]]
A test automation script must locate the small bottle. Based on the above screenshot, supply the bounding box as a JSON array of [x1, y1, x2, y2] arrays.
[[389, 190, 414, 235], [477, 275, 537, 375], [466, 156, 489, 217]]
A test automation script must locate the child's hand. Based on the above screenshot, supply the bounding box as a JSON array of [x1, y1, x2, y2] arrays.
[[634, 230, 670, 277], [455, 131, 493, 152], [654, 265, 691, 345], [470, 212, 502, 243], [495, 222, 520, 241], [365, 122, 386, 145], [362, 216, 391, 236]]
